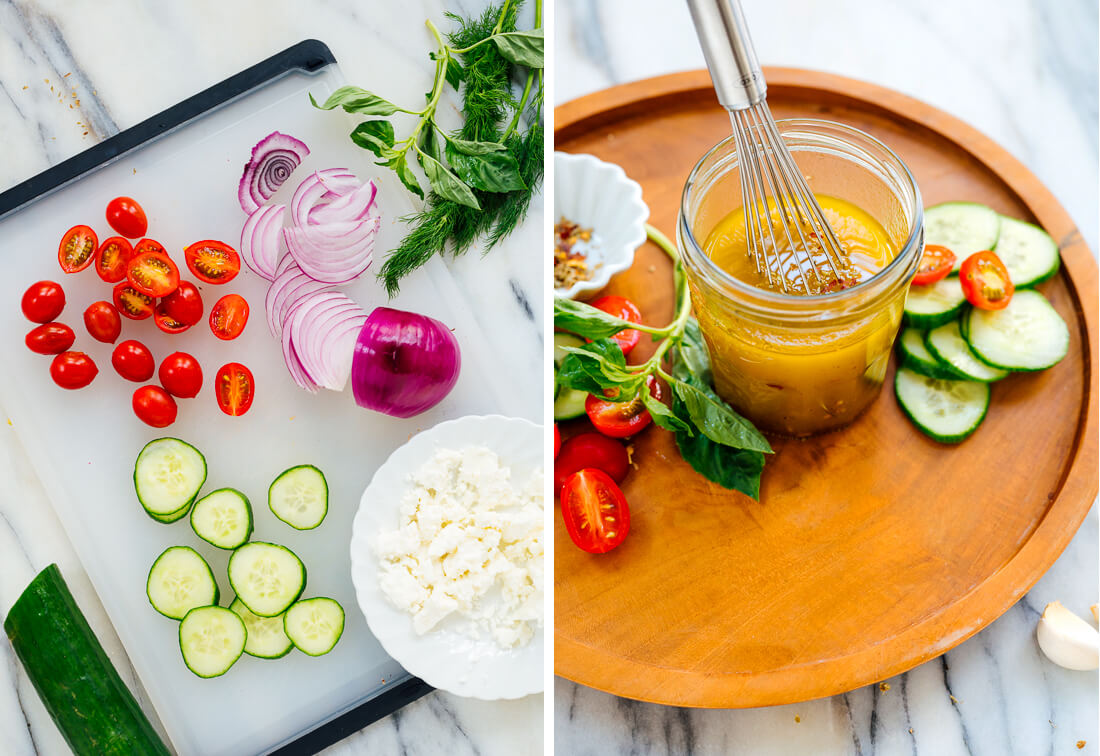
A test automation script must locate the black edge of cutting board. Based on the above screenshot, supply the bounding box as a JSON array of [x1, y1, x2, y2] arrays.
[[0, 38, 433, 755]]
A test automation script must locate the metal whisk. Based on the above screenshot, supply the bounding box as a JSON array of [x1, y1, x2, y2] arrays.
[[686, 0, 857, 295]]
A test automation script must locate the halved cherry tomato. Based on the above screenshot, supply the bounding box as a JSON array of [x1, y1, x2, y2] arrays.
[[83, 301, 122, 343], [127, 251, 179, 297], [112, 340, 155, 382], [153, 305, 191, 334], [133, 238, 167, 257], [160, 281, 203, 326], [58, 225, 98, 273], [112, 282, 155, 320], [960, 250, 1015, 310], [589, 295, 642, 356], [209, 294, 249, 340], [25, 323, 75, 355], [132, 385, 177, 428], [554, 425, 561, 459], [94, 236, 135, 283], [554, 432, 629, 495], [184, 240, 240, 285], [560, 468, 631, 554], [21, 281, 65, 323], [585, 376, 662, 438], [105, 197, 148, 239], [158, 352, 203, 398], [50, 351, 97, 390], [215, 362, 254, 416], [912, 244, 957, 286]]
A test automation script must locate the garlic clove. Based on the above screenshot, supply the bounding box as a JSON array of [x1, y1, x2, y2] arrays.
[[1037, 601, 1100, 671]]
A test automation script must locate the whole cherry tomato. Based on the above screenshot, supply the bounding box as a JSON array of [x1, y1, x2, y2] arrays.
[[912, 244, 956, 286], [132, 385, 177, 428], [112, 340, 155, 382], [50, 351, 98, 390], [184, 240, 240, 284], [25, 323, 75, 355], [83, 301, 122, 344], [112, 282, 155, 320], [209, 294, 249, 340], [158, 352, 203, 398], [584, 376, 662, 439], [560, 468, 631, 554], [214, 362, 254, 416], [58, 225, 98, 273], [960, 250, 1015, 310], [21, 281, 65, 323], [588, 295, 643, 356], [105, 197, 148, 239], [160, 281, 203, 325], [94, 236, 135, 283], [554, 432, 630, 495]]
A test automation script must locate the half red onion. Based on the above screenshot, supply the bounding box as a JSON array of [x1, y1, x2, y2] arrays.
[[238, 132, 310, 214]]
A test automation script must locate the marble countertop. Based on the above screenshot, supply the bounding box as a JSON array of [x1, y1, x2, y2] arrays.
[[554, 0, 1098, 754], [0, 1, 542, 755]]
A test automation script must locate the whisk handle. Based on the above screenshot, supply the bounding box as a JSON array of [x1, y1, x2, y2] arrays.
[[685, 0, 767, 110]]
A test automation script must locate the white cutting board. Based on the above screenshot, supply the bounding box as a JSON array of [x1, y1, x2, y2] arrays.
[[0, 61, 516, 755]]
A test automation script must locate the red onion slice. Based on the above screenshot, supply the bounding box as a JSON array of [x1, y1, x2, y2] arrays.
[[309, 180, 379, 226], [265, 262, 332, 338], [282, 219, 378, 284], [238, 132, 309, 214], [288, 291, 368, 390], [290, 169, 359, 226], [240, 204, 285, 281]]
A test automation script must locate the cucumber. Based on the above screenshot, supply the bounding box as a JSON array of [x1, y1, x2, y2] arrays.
[[228, 542, 306, 617], [3, 565, 171, 755], [924, 202, 1001, 271], [134, 438, 207, 520], [146, 546, 219, 620], [178, 606, 246, 678], [190, 488, 253, 549], [895, 367, 990, 443], [925, 321, 1009, 382], [284, 597, 345, 657], [903, 275, 967, 329], [993, 215, 1060, 288], [229, 598, 293, 659], [268, 465, 328, 530], [896, 328, 958, 380], [554, 332, 589, 420], [964, 289, 1069, 371]]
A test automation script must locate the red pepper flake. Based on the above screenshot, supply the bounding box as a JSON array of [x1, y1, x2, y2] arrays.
[[63, 72, 71, 77]]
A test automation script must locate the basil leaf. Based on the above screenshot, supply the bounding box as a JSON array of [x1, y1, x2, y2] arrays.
[[644, 390, 692, 434], [673, 318, 713, 389], [446, 136, 507, 155], [445, 58, 464, 90], [445, 142, 526, 193], [419, 124, 443, 164], [419, 152, 480, 209], [491, 30, 544, 68], [557, 340, 641, 396], [673, 422, 766, 499], [381, 151, 423, 199], [350, 120, 395, 159], [554, 298, 640, 341], [311, 86, 402, 116], [671, 380, 773, 454]]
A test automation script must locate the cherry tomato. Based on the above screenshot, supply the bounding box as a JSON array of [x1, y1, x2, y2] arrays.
[[584, 376, 662, 439], [184, 240, 240, 285], [589, 295, 642, 356], [50, 351, 98, 390], [25, 323, 75, 355], [133, 238, 167, 257], [83, 301, 122, 343], [21, 280, 65, 323], [560, 468, 631, 554], [960, 250, 1015, 310], [554, 425, 561, 459], [554, 432, 630, 495], [58, 225, 98, 273], [158, 352, 203, 398], [160, 281, 203, 326], [105, 196, 148, 239], [132, 385, 177, 428], [126, 251, 179, 298], [912, 244, 956, 286], [93, 236, 135, 283], [214, 362, 254, 416], [112, 282, 155, 320], [112, 340, 155, 382], [209, 294, 249, 340], [153, 305, 191, 334]]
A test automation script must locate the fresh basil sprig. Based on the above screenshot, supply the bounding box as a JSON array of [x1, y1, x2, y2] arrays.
[[554, 224, 773, 499]]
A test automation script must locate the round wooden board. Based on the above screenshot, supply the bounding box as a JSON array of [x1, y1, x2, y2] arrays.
[[553, 69, 1098, 708]]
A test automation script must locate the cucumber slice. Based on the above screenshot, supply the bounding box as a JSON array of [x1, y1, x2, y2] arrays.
[[134, 438, 207, 519], [190, 488, 253, 549], [148, 501, 192, 524], [146, 546, 219, 621], [178, 606, 246, 678], [993, 215, 1060, 288], [895, 367, 990, 443], [964, 289, 1069, 371], [924, 202, 1001, 271], [896, 328, 958, 380], [268, 465, 328, 530], [925, 321, 1009, 382], [553, 332, 586, 365], [229, 598, 292, 659], [284, 597, 345, 657], [903, 276, 967, 329], [228, 542, 306, 617], [554, 332, 590, 420]]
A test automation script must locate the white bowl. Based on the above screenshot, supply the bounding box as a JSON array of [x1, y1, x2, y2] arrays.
[[349, 414, 544, 700], [554, 152, 648, 299]]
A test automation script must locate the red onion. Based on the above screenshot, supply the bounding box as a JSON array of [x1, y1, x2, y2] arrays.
[[238, 132, 309, 214], [239, 203, 285, 280], [350, 307, 461, 418]]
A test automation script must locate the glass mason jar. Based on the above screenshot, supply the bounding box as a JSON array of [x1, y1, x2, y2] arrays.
[[677, 120, 924, 437]]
